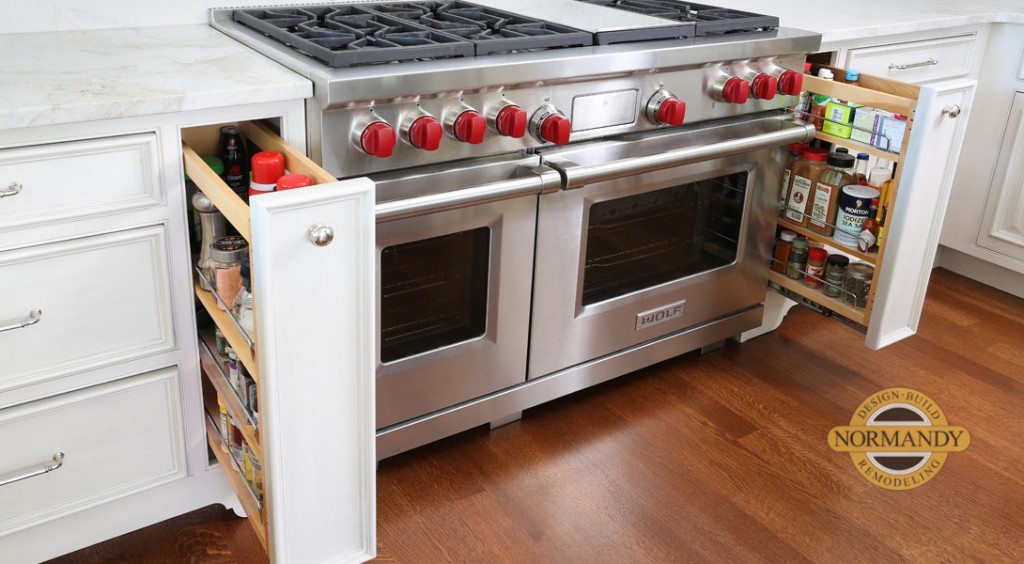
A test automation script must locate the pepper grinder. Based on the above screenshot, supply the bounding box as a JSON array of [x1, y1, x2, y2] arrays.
[[193, 191, 225, 291]]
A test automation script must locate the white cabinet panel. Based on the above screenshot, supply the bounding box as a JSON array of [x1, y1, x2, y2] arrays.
[[0, 134, 162, 232], [250, 178, 376, 564], [976, 92, 1024, 262], [0, 226, 175, 391], [867, 80, 976, 348], [0, 368, 187, 536]]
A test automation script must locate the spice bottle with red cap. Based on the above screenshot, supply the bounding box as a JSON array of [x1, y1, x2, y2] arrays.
[[250, 151, 285, 196]]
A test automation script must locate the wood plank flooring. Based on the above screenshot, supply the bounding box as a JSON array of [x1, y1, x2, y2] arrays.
[[50, 268, 1024, 563]]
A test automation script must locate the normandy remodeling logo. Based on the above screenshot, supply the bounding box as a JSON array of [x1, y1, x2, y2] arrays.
[[829, 388, 970, 490]]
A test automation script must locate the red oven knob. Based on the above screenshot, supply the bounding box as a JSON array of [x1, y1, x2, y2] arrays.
[[778, 69, 804, 96], [408, 116, 443, 151], [528, 110, 570, 145], [454, 110, 487, 144], [751, 73, 778, 100], [720, 77, 750, 104], [646, 91, 686, 126], [495, 105, 528, 138], [359, 121, 396, 158]]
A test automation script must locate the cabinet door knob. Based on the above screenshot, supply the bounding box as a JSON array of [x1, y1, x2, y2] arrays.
[[942, 105, 961, 119], [308, 224, 334, 247], [0, 309, 42, 333], [1, 181, 22, 199], [0, 452, 64, 488]]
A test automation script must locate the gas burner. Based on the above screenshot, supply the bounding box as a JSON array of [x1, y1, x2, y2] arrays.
[[233, 2, 592, 67], [575, 0, 778, 36]]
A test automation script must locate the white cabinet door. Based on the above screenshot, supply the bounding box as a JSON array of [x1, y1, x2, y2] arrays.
[[249, 178, 377, 564], [975, 92, 1024, 263], [866, 80, 976, 348]]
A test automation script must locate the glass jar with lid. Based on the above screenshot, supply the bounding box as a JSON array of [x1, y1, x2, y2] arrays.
[[808, 151, 856, 236], [210, 235, 248, 311], [843, 263, 874, 308]]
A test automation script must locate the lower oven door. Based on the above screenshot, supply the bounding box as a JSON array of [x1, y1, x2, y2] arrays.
[[530, 114, 814, 378], [371, 155, 559, 428]]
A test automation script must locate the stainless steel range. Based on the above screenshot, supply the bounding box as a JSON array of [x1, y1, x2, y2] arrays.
[[211, 0, 820, 458]]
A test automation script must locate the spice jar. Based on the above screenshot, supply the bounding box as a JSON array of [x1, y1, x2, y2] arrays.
[[210, 235, 248, 311], [772, 230, 797, 273], [784, 148, 829, 226], [844, 263, 874, 308], [804, 248, 827, 288], [824, 254, 849, 298], [779, 143, 806, 216], [808, 151, 856, 236], [787, 237, 809, 280]]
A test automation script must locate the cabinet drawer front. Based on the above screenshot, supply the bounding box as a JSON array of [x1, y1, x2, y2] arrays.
[[0, 368, 186, 536], [0, 134, 161, 232], [845, 34, 977, 84], [0, 226, 175, 391]]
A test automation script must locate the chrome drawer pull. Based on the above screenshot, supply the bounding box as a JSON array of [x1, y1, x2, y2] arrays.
[[889, 58, 938, 70], [0, 452, 65, 488], [1, 181, 22, 199], [0, 309, 42, 333]]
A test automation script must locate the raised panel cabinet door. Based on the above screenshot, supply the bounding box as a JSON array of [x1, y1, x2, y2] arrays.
[[249, 178, 376, 564], [866, 80, 977, 349], [0, 226, 175, 391], [975, 92, 1024, 263]]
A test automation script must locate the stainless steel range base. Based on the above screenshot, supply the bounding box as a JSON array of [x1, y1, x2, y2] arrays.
[[376, 305, 762, 459]]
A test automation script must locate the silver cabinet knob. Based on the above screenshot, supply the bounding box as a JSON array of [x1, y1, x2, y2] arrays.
[[942, 105, 961, 119], [1, 181, 22, 199], [308, 224, 334, 247]]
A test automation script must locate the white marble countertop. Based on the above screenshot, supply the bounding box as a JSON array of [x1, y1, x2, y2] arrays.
[[0, 25, 311, 130], [711, 0, 1024, 49]]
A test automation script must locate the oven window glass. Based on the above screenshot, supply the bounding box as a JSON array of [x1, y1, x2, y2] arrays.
[[380, 228, 490, 363], [582, 171, 747, 306]]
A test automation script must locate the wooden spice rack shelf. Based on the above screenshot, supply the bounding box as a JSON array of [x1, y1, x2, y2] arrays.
[[198, 328, 262, 461], [777, 217, 878, 264], [774, 66, 921, 326]]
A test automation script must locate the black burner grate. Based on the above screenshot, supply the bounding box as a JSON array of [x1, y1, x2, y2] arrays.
[[234, 2, 592, 67], [576, 0, 778, 36]]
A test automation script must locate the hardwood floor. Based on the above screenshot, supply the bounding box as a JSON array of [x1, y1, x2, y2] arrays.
[[50, 268, 1024, 563]]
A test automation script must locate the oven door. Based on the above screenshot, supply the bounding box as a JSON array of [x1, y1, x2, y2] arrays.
[[371, 155, 559, 428], [530, 114, 814, 378]]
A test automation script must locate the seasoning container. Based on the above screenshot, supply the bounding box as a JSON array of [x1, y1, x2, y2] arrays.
[[804, 248, 827, 288], [210, 235, 249, 311], [809, 68, 834, 130], [824, 254, 850, 298], [185, 156, 224, 245], [772, 230, 797, 273], [230, 421, 244, 461], [248, 450, 263, 502], [218, 394, 229, 443], [218, 126, 249, 201], [844, 69, 860, 86], [854, 153, 870, 185], [193, 191, 226, 291], [249, 151, 285, 196], [859, 198, 880, 252], [779, 143, 806, 215], [844, 263, 874, 308], [808, 151, 856, 236], [787, 237, 809, 280], [227, 349, 241, 392], [784, 148, 829, 225], [835, 185, 881, 247], [215, 327, 228, 357], [277, 173, 313, 191]]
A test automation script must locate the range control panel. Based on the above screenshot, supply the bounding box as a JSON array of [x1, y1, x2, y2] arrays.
[[316, 55, 806, 178]]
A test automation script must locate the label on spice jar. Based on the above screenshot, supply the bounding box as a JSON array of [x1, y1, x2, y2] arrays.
[[785, 175, 813, 222], [810, 182, 836, 228]]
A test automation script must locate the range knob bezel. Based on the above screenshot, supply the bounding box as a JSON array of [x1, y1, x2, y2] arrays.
[[401, 111, 443, 151], [444, 103, 487, 144], [530, 105, 571, 145], [645, 90, 686, 126], [352, 118, 396, 158]]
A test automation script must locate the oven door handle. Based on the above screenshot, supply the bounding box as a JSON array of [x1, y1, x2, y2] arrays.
[[550, 119, 815, 190], [375, 166, 558, 223]]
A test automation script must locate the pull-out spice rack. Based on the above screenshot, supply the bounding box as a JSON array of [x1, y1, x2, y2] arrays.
[[771, 66, 919, 329]]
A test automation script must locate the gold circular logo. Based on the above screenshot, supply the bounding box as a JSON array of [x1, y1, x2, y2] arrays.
[[828, 388, 970, 490]]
